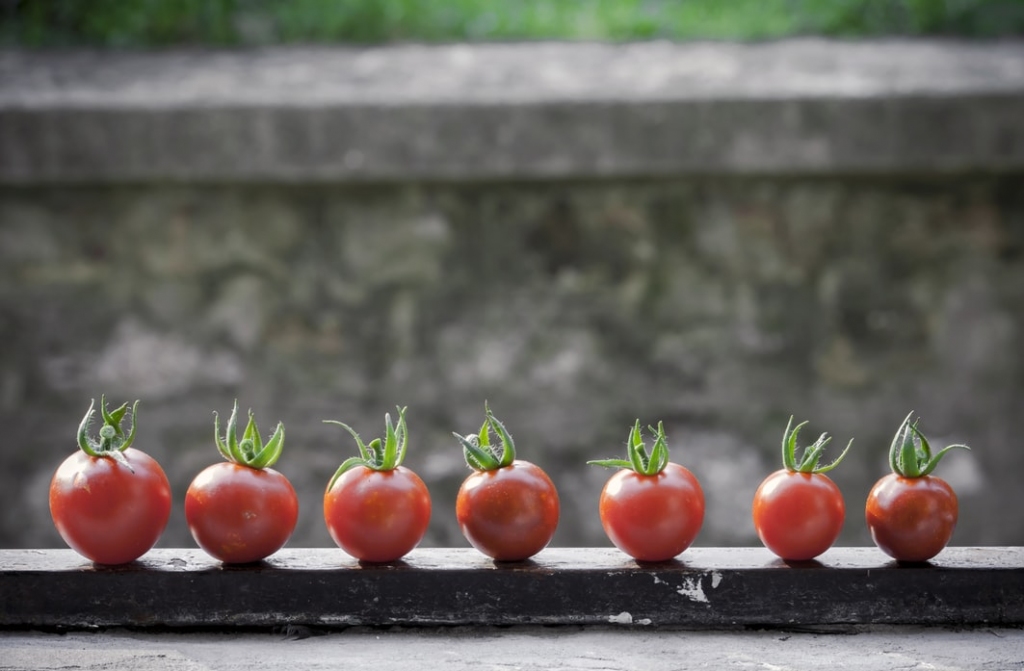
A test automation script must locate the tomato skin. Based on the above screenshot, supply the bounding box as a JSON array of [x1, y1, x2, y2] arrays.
[[865, 473, 958, 563], [49, 448, 172, 565], [456, 460, 559, 562], [185, 462, 299, 564], [324, 465, 432, 563], [598, 463, 704, 563], [752, 469, 845, 561]]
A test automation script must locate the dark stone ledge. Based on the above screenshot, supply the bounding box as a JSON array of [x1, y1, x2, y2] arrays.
[[1, 41, 1023, 183], [2, 547, 1022, 629]]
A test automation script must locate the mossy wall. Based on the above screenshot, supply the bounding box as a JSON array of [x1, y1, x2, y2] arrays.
[[2, 175, 1022, 552]]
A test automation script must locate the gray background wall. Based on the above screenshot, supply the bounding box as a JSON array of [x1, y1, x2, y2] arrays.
[[2, 176, 1021, 552], [2, 42, 1023, 556]]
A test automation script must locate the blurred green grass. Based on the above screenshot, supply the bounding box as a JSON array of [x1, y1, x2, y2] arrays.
[[3, 0, 1023, 46]]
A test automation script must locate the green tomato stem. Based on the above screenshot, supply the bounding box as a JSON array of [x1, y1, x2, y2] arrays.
[[455, 432, 500, 471], [325, 406, 410, 487], [588, 419, 673, 476], [780, 416, 851, 474], [214, 400, 285, 470], [76, 396, 139, 472], [485, 402, 516, 468], [456, 403, 517, 472], [888, 412, 970, 478]]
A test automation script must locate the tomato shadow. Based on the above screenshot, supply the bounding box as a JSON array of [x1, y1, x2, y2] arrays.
[[216, 560, 276, 571], [766, 558, 828, 569], [888, 559, 939, 569], [489, 558, 540, 569], [355, 559, 413, 570], [631, 558, 689, 570], [84, 560, 148, 572]]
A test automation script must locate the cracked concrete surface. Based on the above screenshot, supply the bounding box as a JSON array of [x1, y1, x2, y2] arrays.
[[2, 626, 1023, 671]]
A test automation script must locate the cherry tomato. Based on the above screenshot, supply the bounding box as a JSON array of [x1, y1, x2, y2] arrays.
[[325, 466, 431, 563], [322, 407, 431, 563], [753, 470, 844, 561], [866, 474, 958, 563], [456, 460, 560, 562], [185, 462, 299, 564], [865, 413, 969, 563], [49, 398, 171, 565], [751, 417, 851, 561], [185, 401, 298, 564], [589, 420, 704, 562], [50, 447, 172, 565], [598, 462, 704, 562], [454, 405, 559, 562]]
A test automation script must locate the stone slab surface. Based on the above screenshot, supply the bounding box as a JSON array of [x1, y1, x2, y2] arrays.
[[1, 40, 1022, 182], [2, 625, 1024, 671], [3, 548, 1023, 628]]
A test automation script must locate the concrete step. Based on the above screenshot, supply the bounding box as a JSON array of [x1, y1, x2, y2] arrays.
[[2, 40, 1023, 183]]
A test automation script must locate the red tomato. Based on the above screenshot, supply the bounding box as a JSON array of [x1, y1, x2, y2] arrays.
[[865, 473, 958, 563], [456, 460, 559, 562], [598, 462, 704, 562], [324, 465, 431, 563], [752, 470, 845, 561], [589, 420, 704, 562], [750, 417, 851, 561], [454, 405, 559, 562], [323, 407, 432, 563], [865, 413, 969, 563], [185, 462, 299, 564], [49, 447, 172, 565], [186, 401, 297, 564]]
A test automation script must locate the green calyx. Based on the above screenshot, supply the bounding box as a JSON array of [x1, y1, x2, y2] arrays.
[[889, 411, 970, 478], [213, 400, 285, 470], [453, 402, 516, 472], [324, 406, 409, 489], [77, 396, 139, 472], [781, 416, 852, 474], [588, 420, 670, 477]]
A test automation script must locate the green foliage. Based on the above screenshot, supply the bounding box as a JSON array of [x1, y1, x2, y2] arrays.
[[3, 0, 237, 46], [3, 0, 1022, 46]]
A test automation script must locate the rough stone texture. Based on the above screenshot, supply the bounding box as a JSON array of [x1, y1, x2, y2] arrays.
[[2, 41, 1024, 182], [5, 548, 1024, 628], [1, 176, 1022, 553], [3, 626, 1024, 671]]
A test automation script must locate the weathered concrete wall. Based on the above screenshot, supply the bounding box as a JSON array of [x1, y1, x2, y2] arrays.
[[2, 40, 1023, 557], [2, 176, 1022, 552]]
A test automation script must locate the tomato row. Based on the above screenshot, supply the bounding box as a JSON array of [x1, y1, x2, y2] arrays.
[[48, 398, 969, 567]]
